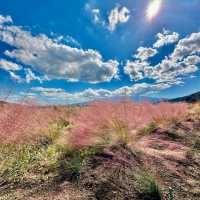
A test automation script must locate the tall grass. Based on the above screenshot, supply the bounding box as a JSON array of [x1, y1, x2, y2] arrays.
[[0, 100, 188, 147], [0, 103, 69, 144], [69, 100, 188, 148]]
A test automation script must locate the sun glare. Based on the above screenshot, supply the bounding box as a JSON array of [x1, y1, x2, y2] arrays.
[[146, 0, 162, 21]]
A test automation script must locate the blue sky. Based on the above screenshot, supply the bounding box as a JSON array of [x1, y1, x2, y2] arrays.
[[0, 0, 200, 104]]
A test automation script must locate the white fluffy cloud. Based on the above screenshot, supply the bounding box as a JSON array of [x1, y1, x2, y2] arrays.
[[86, 4, 130, 32], [0, 58, 47, 83], [153, 29, 179, 48], [125, 31, 200, 83], [108, 6, 130, 32], [30, 82, 172, 103], [125, 55, 199, 83], [0, 59, 25, 82], [171, 32, 200, 61], [124, 60, 150, 81], [0, 15, 12, 25], [135, 47, 158, 61], [0, 59, 21, 71], [0, 15, 119, 83], [24, 68, 48, 83]]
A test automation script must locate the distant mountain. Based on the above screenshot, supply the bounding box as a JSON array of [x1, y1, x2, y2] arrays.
[[170, 92, 200, 103], [130, 95, 166, 103], [89, 95, 167, 104]]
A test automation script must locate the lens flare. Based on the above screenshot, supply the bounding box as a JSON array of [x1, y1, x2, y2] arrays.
[[146, 0, 162, 21]]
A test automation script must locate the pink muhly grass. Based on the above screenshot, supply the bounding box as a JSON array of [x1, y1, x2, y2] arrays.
[[69, 100, 188, 148], [0, 102, 67, 144], [151, 102, 188, 124]]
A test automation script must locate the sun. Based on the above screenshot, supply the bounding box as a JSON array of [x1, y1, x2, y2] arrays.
[[146, 0, 162, 21]]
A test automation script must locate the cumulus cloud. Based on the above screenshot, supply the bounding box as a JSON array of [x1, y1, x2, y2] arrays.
[[135, 47, 158, 61], [0, 15, 119, 83], [124, 60, 150, 81], [30, 82, 172, 103], [0, 58, 48, 83], [24, 68, 48, 83], [0, 59, 21, 71], [0, 59, 24, 82], [125, 31, 200, 83], [0, 15, 12, 25], [52, 34, 81, 47], [108, 6, 130, 32], [171, 32, 200, 61], [153, 29, 179, 48], [125, 55, 199, 83], [152, 57, 198, 82]]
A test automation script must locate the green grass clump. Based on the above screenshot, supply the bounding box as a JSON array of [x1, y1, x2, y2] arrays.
[[63, 146, 103, 179], [0, 116, 104, 186], [0, 144, 41, 183], [143, 122, 158, 135], [0, 141, 103, 185], [137, 122, 158, 139], [136, 171, 162, 200], [0, 119, 70, 184], [41, 118, 70, 145]]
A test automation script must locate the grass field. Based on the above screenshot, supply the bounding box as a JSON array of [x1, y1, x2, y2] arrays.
[[0, 100, 200, 200]]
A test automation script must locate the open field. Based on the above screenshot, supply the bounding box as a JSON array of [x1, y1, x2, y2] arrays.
[[0, 100, 200, 200]]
